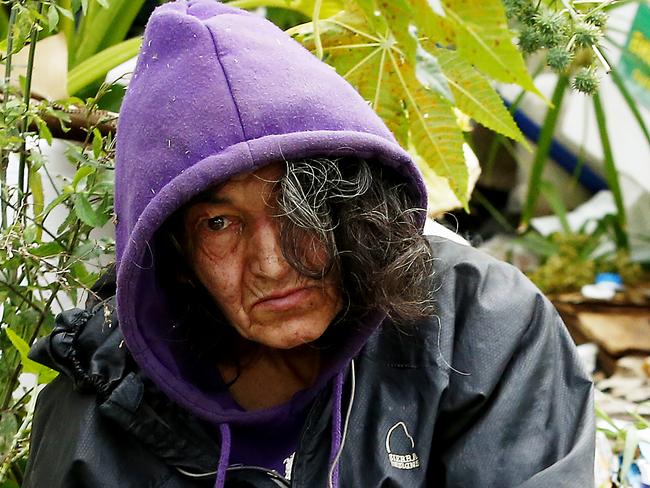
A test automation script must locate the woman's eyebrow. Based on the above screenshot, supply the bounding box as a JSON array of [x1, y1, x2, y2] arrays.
[[201, 194, 232, 206]]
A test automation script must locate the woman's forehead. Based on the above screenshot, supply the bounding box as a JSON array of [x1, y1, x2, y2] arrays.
[[195, 161, 285, 204], [227, 161, 284, 184]]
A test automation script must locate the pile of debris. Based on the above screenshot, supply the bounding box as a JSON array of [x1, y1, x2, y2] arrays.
[[559, 287, 650, 488]]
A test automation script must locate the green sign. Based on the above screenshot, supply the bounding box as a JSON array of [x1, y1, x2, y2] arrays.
[[619, 3, 650, 109]]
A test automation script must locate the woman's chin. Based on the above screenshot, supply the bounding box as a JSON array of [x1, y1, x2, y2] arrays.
[[244, 323, 328, 350]]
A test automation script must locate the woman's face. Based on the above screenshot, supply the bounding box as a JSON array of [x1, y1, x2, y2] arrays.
[[182, 162, 343, 349]]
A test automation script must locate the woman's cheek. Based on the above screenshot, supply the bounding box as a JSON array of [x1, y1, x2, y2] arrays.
[[195, 229, 237, 261]]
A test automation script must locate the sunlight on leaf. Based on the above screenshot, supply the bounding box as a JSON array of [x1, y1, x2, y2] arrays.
[[442, 0, 542, 97], [293, 6, 468, 205], [432, 47, 526, 144], [4, 328, 58, 383]]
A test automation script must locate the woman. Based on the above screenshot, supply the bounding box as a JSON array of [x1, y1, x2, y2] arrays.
[[24, 1, 594, 486]]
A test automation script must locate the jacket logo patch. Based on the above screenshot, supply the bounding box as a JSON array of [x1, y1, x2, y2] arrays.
[[385, 421, 420, 470]]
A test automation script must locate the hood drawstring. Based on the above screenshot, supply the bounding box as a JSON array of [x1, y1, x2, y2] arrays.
[[327, 359, 356, 488], [214, 423, 232, 488]]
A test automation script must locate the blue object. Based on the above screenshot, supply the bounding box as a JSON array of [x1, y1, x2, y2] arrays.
[[595, 272, 623, 286], [503, 99, 609, 194]]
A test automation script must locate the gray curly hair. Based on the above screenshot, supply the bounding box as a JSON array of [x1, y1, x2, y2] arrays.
[[276, 157, 435, 323]]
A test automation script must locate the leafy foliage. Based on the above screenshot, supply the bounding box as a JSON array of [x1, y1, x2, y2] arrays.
[[290, 0, 534, 205], [504, 0, 611, 95], [0, 2, 118, 482], [520, 215, 646, 294]]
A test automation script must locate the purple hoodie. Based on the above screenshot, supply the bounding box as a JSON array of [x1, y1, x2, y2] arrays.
[[114, 0, 427, 485]]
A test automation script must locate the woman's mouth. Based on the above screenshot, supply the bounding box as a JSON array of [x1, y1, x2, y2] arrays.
[[252, 287, 311, 312]]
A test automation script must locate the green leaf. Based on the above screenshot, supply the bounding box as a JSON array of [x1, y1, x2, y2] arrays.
[[593, 92, 627, 249], [68, 36, 143, 95], [70, 262, 98, 288], [415, 46, 453, 102], [410, 0, 455, 45], [433, 47, 526, 143], [47, 3, 60, 32], [57, 5, 76, 21], [357, 0, 416, 59], [73, 193, 108, 227], [30, 241, 65, 258], [24, 225, 37, 244], [4, 328, 58, 382], [521, 75, 569, 228], [73, 0, 144, 66], [0, 413, 18, 454], [228, 0, 343, 18], [29, 166, 44, 240], [394, 54, 467, 205], [92, 128, 103, 159], [292, 6, 467, 205], [540, 181, 570, 234], [35, 118, 53, 145], [96, 0, 110, 9], [441, 0, 542, 97], [42, 193, 70, 219], [94, 0, 145, 53], [72, 166, 95, 189], [0, 477, 20, 488]]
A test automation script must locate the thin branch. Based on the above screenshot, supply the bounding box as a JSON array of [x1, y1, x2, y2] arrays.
[[18, 2, 44, 198], [0, 94, 117, 141], [0, 278, 45, 315]]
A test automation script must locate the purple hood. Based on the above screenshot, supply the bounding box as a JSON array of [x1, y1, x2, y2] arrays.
[[114, 0, 427, 427]]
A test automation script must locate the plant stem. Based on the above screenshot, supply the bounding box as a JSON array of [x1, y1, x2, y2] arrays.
[[0, 278, 45, 315], [2, 3, 17, 112], [17, 1, 43, 199], [474, 190, 516, 233], [601, 49, 650, 149], [1, 2, 19, 231], [520, 74, 570, 229], [592, 91, 627, 249], [313, 0, 323, 59], [59, 0, 74, 57]]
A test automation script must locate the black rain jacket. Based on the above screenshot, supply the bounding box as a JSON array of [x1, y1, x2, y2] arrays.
[[23, 238, 595, 487]]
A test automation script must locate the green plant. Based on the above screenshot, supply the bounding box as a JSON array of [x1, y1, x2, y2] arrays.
[[509, 1, 650, 235], [0, 2, 116, 483], [0, 0, 144, 101], [519, 213, 646, 294], [228, 0, 536, 208], [596, 405, 650, 488]]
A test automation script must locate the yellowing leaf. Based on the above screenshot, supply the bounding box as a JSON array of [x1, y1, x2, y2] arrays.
[[293, 6, 468, 206], [229, 0, 343, 19], [433, 47, 526, 144], [410, 0, 456, 46], [29, 166, 44, 241], [4, 328, 58, 383], [391, 51, 467, 205], [442, 0, 541, 96]]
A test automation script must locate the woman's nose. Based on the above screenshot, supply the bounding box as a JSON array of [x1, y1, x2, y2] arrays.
[[248, 216, 291, 279]]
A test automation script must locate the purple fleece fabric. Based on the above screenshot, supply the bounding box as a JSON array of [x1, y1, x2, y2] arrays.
[[114, 0, 427, 441]]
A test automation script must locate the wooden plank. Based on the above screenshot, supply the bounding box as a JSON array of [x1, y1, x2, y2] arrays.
[[576, 312, 650, 357]]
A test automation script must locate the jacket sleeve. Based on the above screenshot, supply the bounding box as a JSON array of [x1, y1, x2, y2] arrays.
[[430, 240, 595, 488], [23, 375, 180, 488]]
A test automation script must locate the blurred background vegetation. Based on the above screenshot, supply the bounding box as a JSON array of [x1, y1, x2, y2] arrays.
[[0, 0, 648, 486]]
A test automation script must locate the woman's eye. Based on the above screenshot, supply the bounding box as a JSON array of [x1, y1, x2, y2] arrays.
[[206, 216, 230, 231]]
